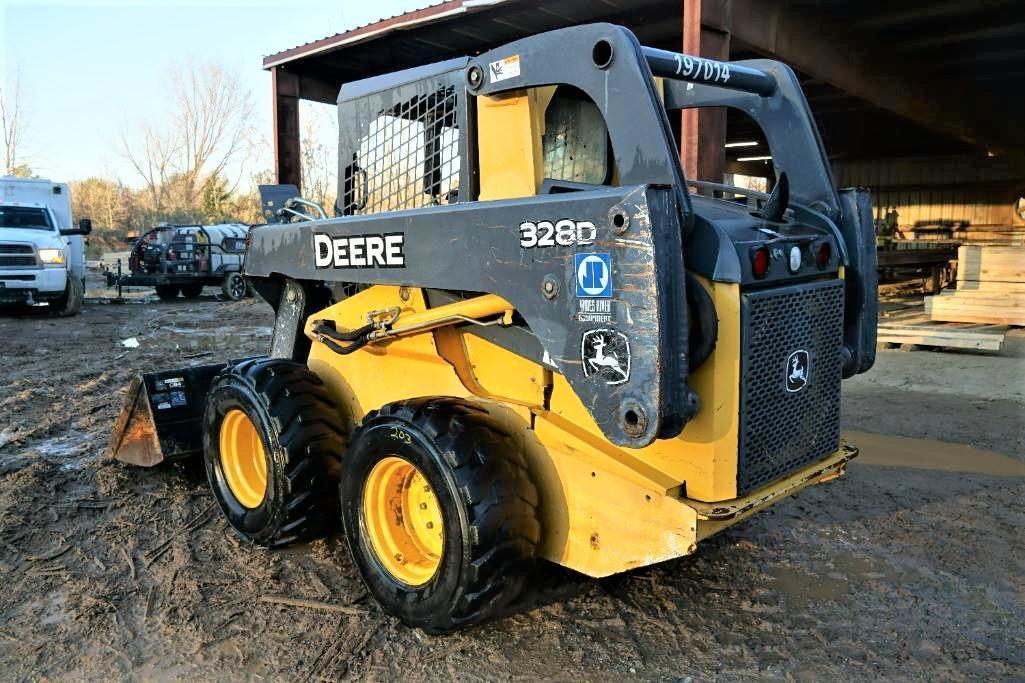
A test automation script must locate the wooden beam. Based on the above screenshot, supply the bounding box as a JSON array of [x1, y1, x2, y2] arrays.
[[726, 0, 1022, 151], [876, 322, 1005, 352], [297, 74, 341, 105], [680, 0, 730, 185], [926, 296, 1025, 326], [854, 0, 1022, 31], [273, 67, 301, 189], [927, 245, 1025, 325]]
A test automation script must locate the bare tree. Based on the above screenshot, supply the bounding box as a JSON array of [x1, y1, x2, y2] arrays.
[[0, 76, 25, 175], [172, 61, 255, 205], [120, 61, 254, 219], [121, 123, 178, 217]]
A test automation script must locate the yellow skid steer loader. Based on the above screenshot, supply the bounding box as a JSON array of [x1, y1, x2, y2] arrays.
[[109, 24, 876, 633]]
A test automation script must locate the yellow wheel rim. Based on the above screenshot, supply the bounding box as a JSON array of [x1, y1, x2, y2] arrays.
[[362, 456, 444, 586], [218, 409, 268, 508]]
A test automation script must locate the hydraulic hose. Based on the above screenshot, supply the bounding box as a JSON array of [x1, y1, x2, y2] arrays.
[[310, 320, 376, 355]]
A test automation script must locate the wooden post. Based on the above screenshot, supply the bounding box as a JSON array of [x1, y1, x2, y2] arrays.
[[273, 67, 301, 189], [681, 0, 731, 186]]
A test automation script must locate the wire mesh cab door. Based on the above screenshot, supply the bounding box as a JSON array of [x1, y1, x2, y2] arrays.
[[337, 59, 471, 217]]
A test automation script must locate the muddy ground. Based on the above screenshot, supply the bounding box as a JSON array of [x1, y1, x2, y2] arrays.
[[0, 281, 1023, 681]]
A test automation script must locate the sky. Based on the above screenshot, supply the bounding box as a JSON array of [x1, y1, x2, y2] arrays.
[[0, 0, 426, 184]]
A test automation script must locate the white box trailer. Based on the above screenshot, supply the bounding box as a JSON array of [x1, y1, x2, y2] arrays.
[[0, 177, 92, 315]]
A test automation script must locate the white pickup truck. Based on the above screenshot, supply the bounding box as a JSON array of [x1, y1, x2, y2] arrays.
[[0, 177, 92, 316]]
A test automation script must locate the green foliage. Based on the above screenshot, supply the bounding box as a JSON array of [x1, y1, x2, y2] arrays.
[[200, 174, 235, 223]]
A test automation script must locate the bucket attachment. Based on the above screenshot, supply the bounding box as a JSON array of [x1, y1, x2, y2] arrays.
[[109, 363, 227, 466]]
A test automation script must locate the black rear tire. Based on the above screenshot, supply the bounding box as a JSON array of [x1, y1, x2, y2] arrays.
[[155, 284, 180, 301], [203, 358, 344, 547], [341, 397, 541, 633], [180, 283, 204, 298], [221, 272, 246, 301]]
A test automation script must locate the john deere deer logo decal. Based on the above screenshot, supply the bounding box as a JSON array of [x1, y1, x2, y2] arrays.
[[581, 329, 630, 385], [785, 349, 811, 392]]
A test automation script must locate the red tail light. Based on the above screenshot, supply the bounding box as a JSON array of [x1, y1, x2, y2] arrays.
[[752, 247, 770, 278], [817, 242, 831, 268]]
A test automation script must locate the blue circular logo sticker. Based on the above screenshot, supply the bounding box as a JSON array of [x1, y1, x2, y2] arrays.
[[575, 253, 612, 298]]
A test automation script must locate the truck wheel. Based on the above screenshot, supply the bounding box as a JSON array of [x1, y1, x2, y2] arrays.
[[203, 358, 344, 547], [52, 276, 84, 316], [180, 283, 204, 298], [221, 272, 246, 301], [155, 284, 180, 301], [341, 397, 541, 633]]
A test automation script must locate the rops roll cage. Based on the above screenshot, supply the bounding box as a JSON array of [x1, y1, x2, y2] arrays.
[[246, 23, 876, 449]]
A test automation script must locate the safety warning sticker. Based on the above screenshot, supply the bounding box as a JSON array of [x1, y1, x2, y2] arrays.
[[489, 54, 521, 83]]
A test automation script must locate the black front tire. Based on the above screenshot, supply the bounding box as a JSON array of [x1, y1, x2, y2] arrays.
[[155, 284, 180, 301], [341, 397, 541, 633], [53, 276, 84, 316], [203, 358, 344, 547], [221, 272, 246, 301]]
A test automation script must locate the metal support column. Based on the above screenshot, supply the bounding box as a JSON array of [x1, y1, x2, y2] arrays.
[[273, 66, 301, 189], [680, 0, 731, 186]]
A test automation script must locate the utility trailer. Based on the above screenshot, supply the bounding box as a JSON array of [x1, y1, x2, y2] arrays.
[[105, 223, 251, 300], [110, 24, 877, 632]]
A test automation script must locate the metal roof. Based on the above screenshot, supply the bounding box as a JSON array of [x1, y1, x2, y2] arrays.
[[263, 0, 686, 79], [263, 1, 487, 70], [262, 0, 1025, 159]]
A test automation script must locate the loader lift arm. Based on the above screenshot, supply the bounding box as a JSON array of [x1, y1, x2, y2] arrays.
[[245, 22, 875, 447], [246, 184, 688, 448]]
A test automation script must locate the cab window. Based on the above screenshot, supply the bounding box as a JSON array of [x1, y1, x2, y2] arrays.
[[0, 206, 54, 231], [542, 86, 611, 186]]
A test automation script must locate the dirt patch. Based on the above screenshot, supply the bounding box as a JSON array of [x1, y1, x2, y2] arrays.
[[1, 292, 1023, 680]]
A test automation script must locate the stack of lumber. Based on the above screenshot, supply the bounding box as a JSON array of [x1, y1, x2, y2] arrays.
[[925, 246, 1025, 326], [953, 224, 1025, 247], [878, 301, 1006, 351], [900, 223, 1025, 246], [900, 221, 960, 241]]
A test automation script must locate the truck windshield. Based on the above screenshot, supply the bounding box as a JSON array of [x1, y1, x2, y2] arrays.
[[0, 206, 55, 231]]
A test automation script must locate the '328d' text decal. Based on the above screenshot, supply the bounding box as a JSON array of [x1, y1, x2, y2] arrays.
[[519, 219, 596, 248]]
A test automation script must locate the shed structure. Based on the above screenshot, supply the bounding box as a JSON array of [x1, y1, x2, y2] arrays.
[[263, 0, 1025, 228]]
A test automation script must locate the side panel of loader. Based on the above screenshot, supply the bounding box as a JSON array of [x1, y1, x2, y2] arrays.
[[304, 284, 702, 576], [301, 282, 850, 576]]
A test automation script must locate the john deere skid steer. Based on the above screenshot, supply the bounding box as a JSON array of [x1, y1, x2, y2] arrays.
[[109, 24, 876, 632]]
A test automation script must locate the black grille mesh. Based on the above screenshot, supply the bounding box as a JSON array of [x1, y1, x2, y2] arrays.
[[341, 86, 460, 215], [0, 255, 36, 267], [0, 244, 33, 254], [738, 279, 845, 495]]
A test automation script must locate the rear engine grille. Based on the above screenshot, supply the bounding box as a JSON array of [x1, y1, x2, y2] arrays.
[[0, 244, 33, 254], [0, 255, 37, 267], [738, 279, 845, 495]]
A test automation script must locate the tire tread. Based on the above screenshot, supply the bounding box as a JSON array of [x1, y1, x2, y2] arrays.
[[211, 358, 344, 547], [358, 397, 540, 630]]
